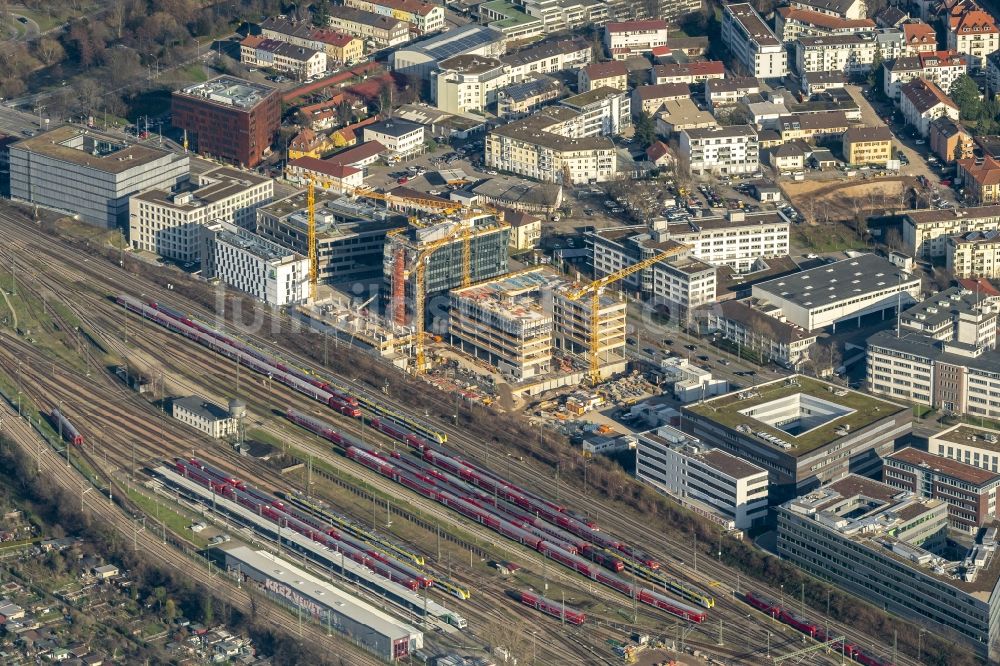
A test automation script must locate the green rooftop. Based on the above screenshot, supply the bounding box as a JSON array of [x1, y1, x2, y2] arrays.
[[685, 375, 907, 457], [481, 0, 541, 28]]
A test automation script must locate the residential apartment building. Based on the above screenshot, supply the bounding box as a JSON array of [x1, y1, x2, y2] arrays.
[[558, 87, 631, 136], [903, 205, 1000, 257], [722, 4, 788, 79], [776, 474, 998, 663], [867, 329, 1000, 419], [651, 61, 725, 84], [882, 50, 968, 100], [957, 155, 1000, 204], [790, 0, 866, 19], [390, 25, 505, 80], [707, 299, 818, 367], [900, 78, 959, 137], [603, 20, 669, 60], [632, 83, 690, 115], [478, 1, 544, 42], [9, 126, 189, 229], [795, 32, 884, 75], [902, 21, 938, 54], [485, 107, 617, 184], [201, 219, 310, 306], [948, 230, 1000, 279], [496, 74, 564, 118], [327, 6, 411, 49], [259, 17, 363, 63], [704, 77, 761, 109], [343, 0, 445, 34], [240, 36, 327, 80], [884, 446, 1000, 532], [987, 50, 1000, 97], [842, 125, 893, 164], [500, 38, 591, 83], [776, 110, 850, 141], [929, 116, 975, 163], [363, 120, 424, 158], [432, 55, 510, 114], [578, 61, 628, 92], [683, 377, 910, 503], [947, 6, 999, 69], [285, 157, 364, 195], [899, 287, 998, 349], [752, 254, 921, 332], [635, 426, 769, 530], [172, 396, 240, 439], [929, 423, 1000, 475], [172, 76, 281, 168], [590, 210, 789, 274], [679, 125, 760, 176], [129, 167, 273, 262], [518, 0, 608, 36], [775, 6, 875, 42]]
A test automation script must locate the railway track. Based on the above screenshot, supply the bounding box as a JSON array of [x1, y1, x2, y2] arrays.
[[0, 206, 923, 665]]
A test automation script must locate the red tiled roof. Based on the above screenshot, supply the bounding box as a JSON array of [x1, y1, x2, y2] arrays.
[[650, 45, 670, 57], [958, 277, 1000, 297], [958, 155, 1000, 186], [312, 29, 359, 48], [288, 156, 361, 178], [903, 22, 937, 44], [647, 140, 671, 162], [584, 61, 628, 79], [327, 140, 386, 165], [917, 49, 967, 67], [949, 8, 999, 33], [241, 35, 265, 48]]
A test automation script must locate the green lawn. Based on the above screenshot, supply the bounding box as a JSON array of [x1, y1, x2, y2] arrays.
[[125, 486, 209, 548], [15, 7, 66, 32], [792, 224, 865, 253]]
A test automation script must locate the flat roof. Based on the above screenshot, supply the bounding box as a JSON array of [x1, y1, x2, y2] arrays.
[[175, 76, 276, 110], [904, 205, 1000, 226], [726, 3, 781, 47], [685, 375, 907, 456], [499, 74, 562, 102], [491, 108, 615, 151], [888, 447, 1000, 487], [438, 53, 504, 73], [13, 126, 181, 174], [901, 286, 991, 330], [868, 330, 1000, 376], [133, 167, 269, 209], [933, 424, 1000, 453], [682, 124, 757, 140], [398, 23, 502, 60], [223, 545, 421, 642], [365, 119, 424, 138], [754, 254, 918, 310], [450, 267, 557, 323]]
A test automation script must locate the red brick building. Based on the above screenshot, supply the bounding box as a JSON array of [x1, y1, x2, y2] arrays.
[[172, 76, 281, 168], [883, 446, 1000, 532]]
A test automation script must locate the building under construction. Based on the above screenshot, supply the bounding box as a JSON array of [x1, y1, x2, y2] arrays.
[[448, 267, 628, 383], [255, 191, 407, 285], [384, 211, 510, 329]]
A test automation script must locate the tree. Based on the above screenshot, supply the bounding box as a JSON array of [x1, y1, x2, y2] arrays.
[[716, 106, 752, 126], [950, 75, 982, 121], [634, 110, 655, 147], [164, 598, 177, 623], [35, 37, 66, 66], [312, 0, 330, 26], [867, 46, 883, 87]]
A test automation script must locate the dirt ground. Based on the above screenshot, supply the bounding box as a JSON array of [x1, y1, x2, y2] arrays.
[[780, 176, 914, 222]]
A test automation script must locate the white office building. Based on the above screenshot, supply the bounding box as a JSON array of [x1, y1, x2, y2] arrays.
[[129, 167, 273, 263], [363, 120, 425, 158], [201, 220, 310, 306], [722, 4, 788, 79], [635, 425, 769, 529]]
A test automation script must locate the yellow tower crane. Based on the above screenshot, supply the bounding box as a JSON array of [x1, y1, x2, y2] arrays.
[[564, 244, 690, 385]]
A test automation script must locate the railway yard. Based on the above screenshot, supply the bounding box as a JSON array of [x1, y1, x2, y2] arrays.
[[0, 204, 928, 665]]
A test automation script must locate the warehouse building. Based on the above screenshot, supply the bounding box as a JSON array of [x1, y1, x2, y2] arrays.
[[777, 474, 999, 662], [201, 220, 310, 306], [255, 191, 407, 284], [9, 126, 189, 229], [682, 375, 911, 503], [222, 546, 423, 661], [884, 446, 1000, 532], [129, 167, 273, 263], [390, 24, 505, 80], [172, 77, 281, 168], [635, 425, 769, 530], [751, 254, 920, 332]]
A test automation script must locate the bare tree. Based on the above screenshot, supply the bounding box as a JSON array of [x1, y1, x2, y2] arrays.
[[35, 37, 66, 66]]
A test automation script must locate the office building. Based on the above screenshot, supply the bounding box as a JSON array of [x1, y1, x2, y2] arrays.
[[129, 167, 273, 262], [432, 55, 510, 115], [902, 205, 1000, 258], [882, 50, 968, 101], [239, 36, 327, 79], [172, 395, 241, 439], [603, 20, 669, 60], [722, 4, 788, 79], [344, 0, 445, 34], [518, 0, 608, 36], [384, 212, 510, 327], [256, 191, 406, 284], [172, 76, 281, 168], [841, 125, 894, 165], [635, 426, 769, 530], [9, 126, 189, 229], [478, 1, 544, 42], [679, 125, 760, 176], [682, 376, 911, 503], [777, 475, 998, 662], [485, 107, 618, 184], [900, 78, 959, 137], [201, 220, 309, 306], [390, 24, 505, 80], [707, 299, 818, 367], [899, 287, 997, 348], [752, 254, 920, 332], [884, 446, 1000, 531], [327, 6, 410, 48], [552, 288, 627, 379], [930, 423, 1000, 474], [363, 120, 425, 158]]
